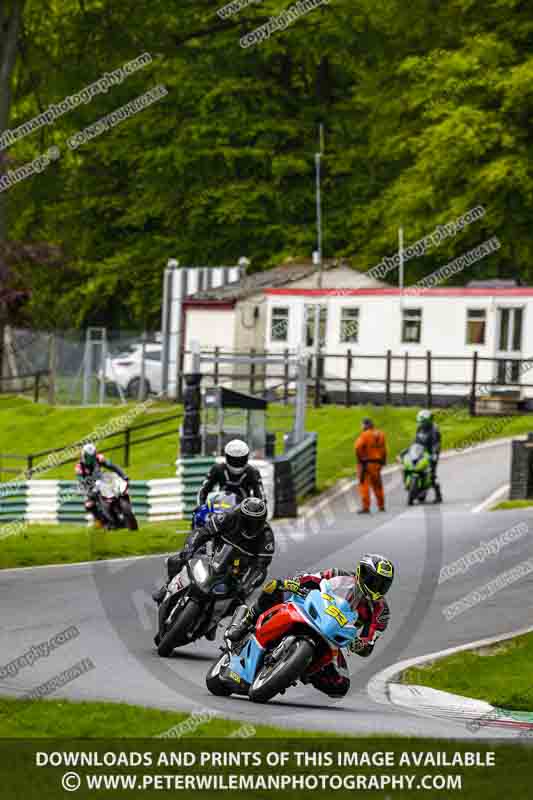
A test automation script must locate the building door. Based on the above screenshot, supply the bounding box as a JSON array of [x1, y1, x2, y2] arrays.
[[304, 304, 327, 378], [495, 307, 523, 385]]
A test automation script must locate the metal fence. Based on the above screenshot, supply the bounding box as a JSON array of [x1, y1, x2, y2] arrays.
[[183, 348, 533, 414], [0, 327, 161, 405]]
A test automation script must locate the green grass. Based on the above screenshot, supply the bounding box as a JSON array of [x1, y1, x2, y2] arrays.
[[402, 632, 533, 711], [0, 696, 318, 738], [492, 499, 532, 511], [271, 404, 533, 493], [0, 521, 188, 569], [0, 395, 182, 482], [4, 395, 533, 492]]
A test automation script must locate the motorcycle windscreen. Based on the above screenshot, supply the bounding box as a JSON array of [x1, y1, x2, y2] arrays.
[[305, 582, 359, 648]]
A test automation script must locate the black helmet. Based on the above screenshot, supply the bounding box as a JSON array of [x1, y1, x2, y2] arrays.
[[239, 497, 267, 539], [356, 554, 394, 601], [224, 439, 250, 475]]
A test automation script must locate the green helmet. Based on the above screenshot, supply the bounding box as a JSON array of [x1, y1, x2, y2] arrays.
[[417, 409, 433, 427]]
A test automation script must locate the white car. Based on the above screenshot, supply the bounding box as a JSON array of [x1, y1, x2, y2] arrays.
[[102, 342, 162, 397]]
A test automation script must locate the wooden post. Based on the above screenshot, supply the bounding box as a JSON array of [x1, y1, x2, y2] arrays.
[[124, 428, 131, 467], [426, 350, 432, 408], [214, 346, 219, 387], [250, 348, 256, 394], [283, 348, 289, 405], [402, 352, 409, 404], [385, 350, 392, 405], [47, 332, 57, 405], [33, 372, 41, 403], [345, 349, 352, 406], [470, 351, 478, 416]]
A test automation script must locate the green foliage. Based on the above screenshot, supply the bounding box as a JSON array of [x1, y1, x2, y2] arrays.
[[4, 0, 533, 327]]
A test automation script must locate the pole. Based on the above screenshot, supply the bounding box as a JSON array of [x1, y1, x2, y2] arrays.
[[138, 331, 147, 401], [399, 227, 404, 311], [315, 123, 324, 290], [47, 332, 56, 405], [99, 328, 107, 406], [294, 347, 307, 444]]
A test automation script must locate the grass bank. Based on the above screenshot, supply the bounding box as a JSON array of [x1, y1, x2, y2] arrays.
[[0, 521, 188, 570], [401, 632, 533, 711]]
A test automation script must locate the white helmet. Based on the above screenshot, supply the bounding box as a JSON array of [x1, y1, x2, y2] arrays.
[[81, 443, 97, 468], [224, 439, 250, 475]]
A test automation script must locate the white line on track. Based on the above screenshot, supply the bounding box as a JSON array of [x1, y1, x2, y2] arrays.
[[472, 483, 510, 513]]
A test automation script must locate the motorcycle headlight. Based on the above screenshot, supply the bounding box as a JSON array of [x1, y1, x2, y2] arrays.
[[192, 560, 209, 585]]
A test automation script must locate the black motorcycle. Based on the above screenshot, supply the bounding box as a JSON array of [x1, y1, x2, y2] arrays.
[[156, 542, 252, 657]]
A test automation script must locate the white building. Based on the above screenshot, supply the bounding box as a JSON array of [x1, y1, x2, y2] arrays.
[[263, 284, 533, 405]]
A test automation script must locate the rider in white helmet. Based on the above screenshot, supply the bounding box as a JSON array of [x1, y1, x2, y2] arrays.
[[75, 442, 129, 526], [196, 439, 265, 506]]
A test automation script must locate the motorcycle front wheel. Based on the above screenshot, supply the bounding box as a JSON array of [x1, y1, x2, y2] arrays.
[[408, 477, 420, 506], [206, 653, 233, 697], [249, 638, 314, 704], [157, 598, 201, 657]]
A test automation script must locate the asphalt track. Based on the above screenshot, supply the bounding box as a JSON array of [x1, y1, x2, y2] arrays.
[[1, 439, 532, 739]]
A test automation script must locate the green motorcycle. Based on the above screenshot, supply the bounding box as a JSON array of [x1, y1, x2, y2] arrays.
[[401, 443, 432, 506]]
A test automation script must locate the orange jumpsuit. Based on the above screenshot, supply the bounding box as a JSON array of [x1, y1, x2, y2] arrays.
[[355, 428, 387, 511]]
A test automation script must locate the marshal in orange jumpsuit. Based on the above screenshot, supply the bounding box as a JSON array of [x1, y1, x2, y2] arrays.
[[355, 419, 387, 512]]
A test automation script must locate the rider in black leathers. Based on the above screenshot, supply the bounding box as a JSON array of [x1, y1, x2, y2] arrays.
[[196, 439, 265, 505], [152, 498, 274, 640], [415, 409, 442, 502]]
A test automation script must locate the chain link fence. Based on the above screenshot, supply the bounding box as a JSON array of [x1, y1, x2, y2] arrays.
[[0, 327, 162, 405]]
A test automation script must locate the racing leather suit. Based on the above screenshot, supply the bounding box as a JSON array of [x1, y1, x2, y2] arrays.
[[165, 507, 275, 600], [197, 463, 265, 505], [75, 454, 128, 525], [415, 422, 442, 499], [228, 568, 390, 698]]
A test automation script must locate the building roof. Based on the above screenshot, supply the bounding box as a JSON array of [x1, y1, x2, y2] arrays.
[[185, 260, 386, 304], [265, 287, 533, 297]]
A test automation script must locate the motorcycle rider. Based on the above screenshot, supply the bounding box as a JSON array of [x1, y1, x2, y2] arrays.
[[75, 443, 129, 527], [414, 409, 442, 502], [152, 497, 274, 641], [196, 439, 265, 506], [225, 553, 394, 698]]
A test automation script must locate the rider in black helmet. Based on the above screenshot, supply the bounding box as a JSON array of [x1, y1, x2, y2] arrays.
[[152, 497, 275, 640], [225, 553, 394, 698]]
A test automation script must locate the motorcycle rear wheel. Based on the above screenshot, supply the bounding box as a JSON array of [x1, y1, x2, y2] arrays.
[[119, 497, 138, 530], [249, 638, 314, 704], [157, 598, 201, 657]]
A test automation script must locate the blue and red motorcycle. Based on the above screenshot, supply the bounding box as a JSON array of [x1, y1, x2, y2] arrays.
[[206, 579, 360, 704]]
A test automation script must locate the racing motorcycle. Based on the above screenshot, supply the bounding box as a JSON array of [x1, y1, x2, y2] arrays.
[[206, 578, 360, 703], [401, 443, 432, 505], [94, 473, 138, 530], [156, 542, 254, 658], [192, 491, 240, 529]]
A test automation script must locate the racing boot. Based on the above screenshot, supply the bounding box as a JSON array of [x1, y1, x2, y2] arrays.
[[434, 482, 443, 503], [224, 604, 258, 644], [152, 584, 167, 605]]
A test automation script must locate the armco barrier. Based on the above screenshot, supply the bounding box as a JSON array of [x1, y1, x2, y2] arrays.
[[273, 433, 317, 517]]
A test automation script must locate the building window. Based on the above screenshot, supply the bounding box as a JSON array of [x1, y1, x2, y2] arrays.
[[271, 307, 289, 341], [466, 309, 486, 345], [305, 305, 327, 348], [402, 308, 422, 343], [340, 307, 359, 343]]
